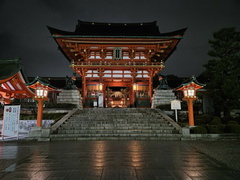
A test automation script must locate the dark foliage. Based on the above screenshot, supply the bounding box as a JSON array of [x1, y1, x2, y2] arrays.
[[201, 27, 240, 117], [207, 125, 225, 134], [225, 124, 240, 133], [190, 126, 208, 134], [209, 116, 222, 125]]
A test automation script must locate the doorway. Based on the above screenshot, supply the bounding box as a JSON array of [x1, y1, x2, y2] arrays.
[[105, 87, 130, 108]]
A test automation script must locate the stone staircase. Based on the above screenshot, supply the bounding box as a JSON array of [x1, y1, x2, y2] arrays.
[[50, 108, 182, 141]]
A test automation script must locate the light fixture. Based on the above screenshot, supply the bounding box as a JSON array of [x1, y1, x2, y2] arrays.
[[98, 83, 103, 91], [36, 87, 48, 98], [183, 87, 196, 98], [133, 83, 137, 91]]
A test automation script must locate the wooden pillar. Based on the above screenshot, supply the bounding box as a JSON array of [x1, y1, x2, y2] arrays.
[[36, 98, 46, 127], [148, 70, 154, 103], [102, 83, 106, 107], [131, 85, 135, 107], [149, 76, 153, 101], [131, 69, 136, 107], [82, 75, 86, 104], [185, 98, 197, 126], [99, 68, 103, 84], [188, 99, 194, 126]]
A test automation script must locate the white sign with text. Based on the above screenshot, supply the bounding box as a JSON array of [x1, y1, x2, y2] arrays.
[[171, 100, 181, 110], [170, 100, 181, 122], [2, 105, 20, 137]]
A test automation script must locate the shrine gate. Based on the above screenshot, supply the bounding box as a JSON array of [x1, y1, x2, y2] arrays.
[[48, 21, 186, 108]]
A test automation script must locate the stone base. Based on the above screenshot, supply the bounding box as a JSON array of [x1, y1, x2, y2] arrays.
[[152, 89, 176, 108], [182, 127, 190, 137], [28, 127, 51, 138], [57, 89, 83, 108]]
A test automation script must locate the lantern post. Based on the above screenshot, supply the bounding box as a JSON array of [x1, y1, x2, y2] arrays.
[[27, 77, 56, 127], [35, 87, 49, 127], [176, 76, 205, 127]]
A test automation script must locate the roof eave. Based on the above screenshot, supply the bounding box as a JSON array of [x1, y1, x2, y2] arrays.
[[26, 76, 57, 90], [51, 35, 184, 39]]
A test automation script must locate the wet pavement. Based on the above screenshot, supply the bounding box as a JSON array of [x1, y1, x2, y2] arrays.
[[0, 141, 239, 180]]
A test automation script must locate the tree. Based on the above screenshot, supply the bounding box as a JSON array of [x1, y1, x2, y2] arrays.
[[202, 27, 240, 117]]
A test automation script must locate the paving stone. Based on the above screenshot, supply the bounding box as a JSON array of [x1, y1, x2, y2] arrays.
[[0, 141, 239, 180]]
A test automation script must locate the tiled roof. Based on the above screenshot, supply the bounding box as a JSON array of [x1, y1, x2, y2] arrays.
[[26, 76, 56, 90], [175, 76, 206, 90], [48, 20, 186, 37], [0, 58, 28, 81]]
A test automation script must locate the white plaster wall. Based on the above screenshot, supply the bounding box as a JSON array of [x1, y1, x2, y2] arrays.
[[0, 120, 54, 133]]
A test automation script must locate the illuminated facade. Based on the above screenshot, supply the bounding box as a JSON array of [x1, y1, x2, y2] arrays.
[[48, 21, 186, 107]]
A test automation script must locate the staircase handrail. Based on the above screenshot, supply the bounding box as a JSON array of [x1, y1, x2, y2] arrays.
[[155, 109, 182, 133], [51, 108, 79, 132]]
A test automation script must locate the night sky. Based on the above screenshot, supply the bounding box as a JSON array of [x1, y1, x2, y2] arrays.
[[1, 0, 240, 78]]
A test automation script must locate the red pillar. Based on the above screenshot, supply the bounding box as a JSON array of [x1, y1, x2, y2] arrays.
[[131, 70, 136, 107], [184, 97, 197, 126], [149, 76, 153, 101], [36, 98, 48, 127], [82, 76, 86, 104], [188, 99, 194, 126], [131, 86, 135, 107]]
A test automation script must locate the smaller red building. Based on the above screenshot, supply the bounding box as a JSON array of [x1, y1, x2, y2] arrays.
[[0, 58, 35, 104]]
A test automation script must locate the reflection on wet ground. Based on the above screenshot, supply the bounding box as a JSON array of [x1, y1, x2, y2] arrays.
[[0, 141, 239, 179]]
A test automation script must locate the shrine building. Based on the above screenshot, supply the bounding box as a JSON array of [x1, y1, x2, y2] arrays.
[[0, 58, 35, 104], [48, 20, 186, 108]]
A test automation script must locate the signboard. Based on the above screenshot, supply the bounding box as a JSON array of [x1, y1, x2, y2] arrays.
[[2, 105, 20, 137], [98, 93, 104, 108], [93, 101, 98, 107], [171, 100, 181, 110], [170, 100, 181, 122]]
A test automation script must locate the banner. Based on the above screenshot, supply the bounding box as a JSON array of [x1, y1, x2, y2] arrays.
[[2, 105, 20, 137]]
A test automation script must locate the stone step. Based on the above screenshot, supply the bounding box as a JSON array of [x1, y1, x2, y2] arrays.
[[72, 113, 162, 115], [57, 129, 177, 134], [78, 111, 159, 113], [65, 117, 166, 123], [58, 126, 175, 130], [49, 136, 181, 141], [69, 115, 164, 117], [61, 122, 171, 127], [51, 133, 181, 138], [70, 114, 164, 117], [78, 109, 158, 111]]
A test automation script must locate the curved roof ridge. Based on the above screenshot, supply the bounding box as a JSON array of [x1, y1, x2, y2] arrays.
[[26, 76, 57, 90], [77, 20, 158, 26], [48, 20, 187, 37], [160, 28, 188, 36]]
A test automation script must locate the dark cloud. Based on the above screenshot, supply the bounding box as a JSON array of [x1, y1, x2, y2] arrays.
[[0, 0, 240, 77]]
